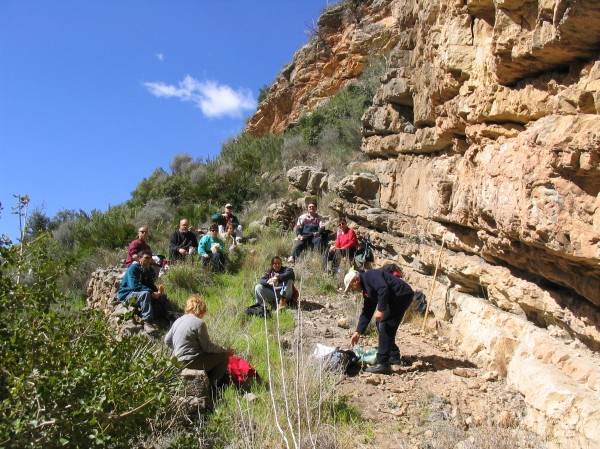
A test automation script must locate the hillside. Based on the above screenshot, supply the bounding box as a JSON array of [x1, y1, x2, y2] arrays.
[[246, 0, 600, 447]]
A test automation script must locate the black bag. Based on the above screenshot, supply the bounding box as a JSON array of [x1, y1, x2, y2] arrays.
[[245, 304, 271, 318], [323, 349, 358, 374]]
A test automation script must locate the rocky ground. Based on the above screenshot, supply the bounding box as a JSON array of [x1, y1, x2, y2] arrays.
[[291, 289, 549, 449]]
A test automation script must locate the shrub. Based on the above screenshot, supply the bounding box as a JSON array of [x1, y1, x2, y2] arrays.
[[0, 226, 179, 449]]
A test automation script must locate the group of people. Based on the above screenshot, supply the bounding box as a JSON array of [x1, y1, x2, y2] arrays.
[[118, 200, 415, 386], [167, 203, 243, 272], [287, 202, 359, 273]]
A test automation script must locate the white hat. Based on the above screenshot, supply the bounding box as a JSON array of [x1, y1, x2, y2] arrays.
[[225, 203, 233, 208], [343, 269, 358, 293]]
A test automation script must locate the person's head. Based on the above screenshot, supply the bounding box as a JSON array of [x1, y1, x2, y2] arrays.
[[307, 203, 317, 214], [185, 294, 207, 318], [179, 219, 189, 232], [225, 222, 235, 234], [138, 250, 153, 268], [224, 203, 233, 214], [137, 226, 149, 241], [209, 224, 219, 234], [270, 256, 283, 270], [337, 218, 349, 231], [343, 270, 361, 293]]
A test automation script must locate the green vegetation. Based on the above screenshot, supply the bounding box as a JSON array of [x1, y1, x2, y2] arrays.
[[0, 54, 386, 447]]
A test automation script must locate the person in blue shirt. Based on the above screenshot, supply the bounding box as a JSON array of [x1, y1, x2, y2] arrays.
[[118, 250, 175, 334]]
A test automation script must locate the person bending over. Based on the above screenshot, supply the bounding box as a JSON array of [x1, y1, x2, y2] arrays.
[[344, 268, 414, 374]]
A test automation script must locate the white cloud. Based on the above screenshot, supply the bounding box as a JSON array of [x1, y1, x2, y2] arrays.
[[144, 75, 256, 118], [155, 52, 164, 61]]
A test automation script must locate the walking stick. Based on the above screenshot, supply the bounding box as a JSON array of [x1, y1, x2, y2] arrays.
[[422, 237, 446, 332]]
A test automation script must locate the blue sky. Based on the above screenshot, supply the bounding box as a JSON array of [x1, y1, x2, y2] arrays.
[[0, 0, 334, 241]]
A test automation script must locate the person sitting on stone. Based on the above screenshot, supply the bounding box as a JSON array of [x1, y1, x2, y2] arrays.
[[254, 256, 295, 310], [211, 203, 242, 244], [322, 218, 358, 273], [118, 249, 175, 334], [125, 226, 152, 267], [220, 221, 238, 251], [169, 218, 199, 262], [165, 294, 233, 387], [198, 224, 226, 272], [288, 202, 326, 263]]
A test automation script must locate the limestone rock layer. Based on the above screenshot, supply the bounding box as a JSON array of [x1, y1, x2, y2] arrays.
[[247, 0, 600, 446]]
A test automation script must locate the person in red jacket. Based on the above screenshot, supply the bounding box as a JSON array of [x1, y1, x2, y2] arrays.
[[322, 218, 358, 272]]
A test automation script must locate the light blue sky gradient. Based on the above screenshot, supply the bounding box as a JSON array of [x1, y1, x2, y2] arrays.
[[1, 0, 334, 241]]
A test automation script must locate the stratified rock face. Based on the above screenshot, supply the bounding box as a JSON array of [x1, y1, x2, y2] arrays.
[[246, 0, 400, 135], [250, 0, 600, 446]]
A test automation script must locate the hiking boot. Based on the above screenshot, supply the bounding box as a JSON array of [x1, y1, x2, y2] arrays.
[[389, 356, 402, 366], [364, 364, 392, 375]]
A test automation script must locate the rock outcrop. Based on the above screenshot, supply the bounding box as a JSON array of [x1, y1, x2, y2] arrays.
[[247, 0, 600, 446]]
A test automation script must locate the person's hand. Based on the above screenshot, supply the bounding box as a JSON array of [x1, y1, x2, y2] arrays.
[[296, 235, 303, 240], [178, 248, 187, 255], [158, 284, 165, 294], [203, 254, 209, 259], [350, 332, 361, 347], [272, 276, 279, 286], [375, 310, 384, 322], [152, 291, 161, 299]]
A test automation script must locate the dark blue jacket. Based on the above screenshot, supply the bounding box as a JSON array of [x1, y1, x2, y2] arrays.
[[117, 262, 157, 302], [356, 269, 413, 334]]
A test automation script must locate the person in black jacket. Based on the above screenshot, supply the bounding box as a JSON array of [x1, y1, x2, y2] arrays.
[[344, 268, 414, 374], [254, 256, 295, 310], [169, 218, 199, 262]]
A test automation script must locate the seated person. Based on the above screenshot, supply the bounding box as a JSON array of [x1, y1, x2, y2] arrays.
[[211, 203, 242, 244], [125, 226, 152, 267], [198, 224, 226, 272], [322, 218, 358, 272], [169, 218, 199, 262], [117, 250, 175, 334], [254, 256, 295, 310], [220, 221, 239, 251], [165, 294, 233, 387], [288, 202, 326, 263]]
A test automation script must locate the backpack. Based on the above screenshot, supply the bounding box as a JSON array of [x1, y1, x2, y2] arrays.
[[322, 349, 358, 374], [245, 303, 272, 318], [380, 263, 403, 277], [380, 264, 427, 314], [354, 236, 374, 269], [228, 356, 260, 389]]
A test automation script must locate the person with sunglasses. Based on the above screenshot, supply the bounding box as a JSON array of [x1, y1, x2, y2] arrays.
[[125, 226, 153, 267]]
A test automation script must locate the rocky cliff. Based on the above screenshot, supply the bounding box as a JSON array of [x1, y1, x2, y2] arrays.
[[247, 0, 600, 447]]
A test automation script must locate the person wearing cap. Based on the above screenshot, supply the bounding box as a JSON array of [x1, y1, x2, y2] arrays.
[[322, 218, 358, 272], [169, 219, 199, 262], [211, 204, 242, 244], [344, 268, 414, 374], [198, 224, 226, 272], [126, 226, 153, 267], [287, 202, 326, 263]]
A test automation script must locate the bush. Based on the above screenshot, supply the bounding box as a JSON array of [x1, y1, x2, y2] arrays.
[[0, 229, 179, 448]]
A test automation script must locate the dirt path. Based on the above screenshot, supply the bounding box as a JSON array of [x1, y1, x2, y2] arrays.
[[293, 291, 546, 449]]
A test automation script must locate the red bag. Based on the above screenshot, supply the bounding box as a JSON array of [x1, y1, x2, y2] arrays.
[[228, 356, 258, 385]]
